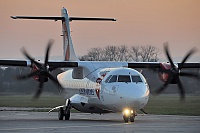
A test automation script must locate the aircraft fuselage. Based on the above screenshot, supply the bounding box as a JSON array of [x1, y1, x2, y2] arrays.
[[58, 67, 150, 114]]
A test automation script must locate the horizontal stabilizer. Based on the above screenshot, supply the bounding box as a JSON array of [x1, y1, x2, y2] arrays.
[[10, 16, 116, 22], [11, 16, 64, 21], [69, 17, 116, 21]]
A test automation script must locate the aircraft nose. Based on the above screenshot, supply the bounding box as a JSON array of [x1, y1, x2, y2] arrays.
[[118, 84, 150, 109]]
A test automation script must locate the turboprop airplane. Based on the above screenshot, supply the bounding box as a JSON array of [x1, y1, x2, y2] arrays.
[[0, 7, 200, 123]]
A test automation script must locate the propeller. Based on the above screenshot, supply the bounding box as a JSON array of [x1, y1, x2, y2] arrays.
[[17, 40, 61, 99], [155, 42, 199, 100]]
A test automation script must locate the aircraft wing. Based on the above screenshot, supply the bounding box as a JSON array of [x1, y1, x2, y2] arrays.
[[128, 62, 160, 69], [0, 59, 78, 68], [0, 60, 30, 67], [128, 62, 200, 69]]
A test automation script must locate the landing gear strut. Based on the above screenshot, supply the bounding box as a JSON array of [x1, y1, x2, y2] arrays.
[[58, 99, 71, 120]]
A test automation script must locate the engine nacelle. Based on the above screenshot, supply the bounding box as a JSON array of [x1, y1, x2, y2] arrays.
[[31, 63, 48, 82], [158, 62, 179, 84], [158, 62, 171, 82]]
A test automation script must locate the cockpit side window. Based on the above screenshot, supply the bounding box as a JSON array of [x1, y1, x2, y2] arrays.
[[105, 75, 112, 83], [108, 75, 118, 83], [131, 75, 143, 82], [118, 75, 131, 82]]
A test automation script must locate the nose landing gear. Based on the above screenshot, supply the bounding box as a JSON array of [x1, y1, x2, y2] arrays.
[[123, 109, 136, 123], [58, 99, 71, 120]]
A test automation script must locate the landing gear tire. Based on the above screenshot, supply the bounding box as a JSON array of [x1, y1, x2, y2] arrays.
[[58, 107, 64, 120], [130, 115, 135, 122], [65, 109, 70, 120], [123, 110, 136, 123], [123, 115, 129, 123]]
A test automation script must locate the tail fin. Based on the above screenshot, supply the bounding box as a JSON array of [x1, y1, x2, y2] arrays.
[[61, 8, 79, 61], [11, 7, 116, 61]]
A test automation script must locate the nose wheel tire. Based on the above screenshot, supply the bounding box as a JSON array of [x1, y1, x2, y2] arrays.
[[123, 110, 136, 123], [130, 115, 135, 122], [123, 115, 129, 123], [123, 115, 135, 123]]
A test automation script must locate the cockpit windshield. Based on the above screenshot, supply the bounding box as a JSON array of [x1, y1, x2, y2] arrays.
[[105, 75, 143, 83], [131, 76, 143, 82], [109, 75, 117, 83], [118, 75, 131, 82]]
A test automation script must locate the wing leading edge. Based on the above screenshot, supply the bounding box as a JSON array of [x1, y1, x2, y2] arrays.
[[128, 62, 200, 69], [0, 60, 78, 68]]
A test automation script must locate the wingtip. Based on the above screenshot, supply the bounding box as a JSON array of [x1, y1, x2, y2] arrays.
[[11, 16, 17, 19]]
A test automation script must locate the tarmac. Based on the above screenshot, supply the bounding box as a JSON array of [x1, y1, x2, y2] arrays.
[[0, 110, 200, 133]]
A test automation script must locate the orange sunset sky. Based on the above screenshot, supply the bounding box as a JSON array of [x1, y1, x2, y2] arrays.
[[0, 0, 200, 61]]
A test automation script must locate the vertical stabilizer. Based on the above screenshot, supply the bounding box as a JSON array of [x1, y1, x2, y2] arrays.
[[61, 8, 79, 61], [11, 7, 116, 62]]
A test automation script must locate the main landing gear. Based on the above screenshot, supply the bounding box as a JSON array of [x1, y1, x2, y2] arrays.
[[123, 109, 136, 123], [58, 99, 71, 120]]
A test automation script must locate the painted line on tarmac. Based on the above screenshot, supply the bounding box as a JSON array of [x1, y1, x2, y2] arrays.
[[0, 123, 126, 131]]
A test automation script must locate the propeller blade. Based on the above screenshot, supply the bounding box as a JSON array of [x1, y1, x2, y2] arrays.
[[33, 76, 45, 99], [47, 73, 60, 86], [21, 48, 42, 69], [155, 75, 173, 94], [164, 42, 176, 70], [176, 77, 185, 100], [179, 48, 197, 70], [33, 87, 43, 99], [39, 80, 44, 88], [44, 40, 53, 67], [47, 73, 63, 93], [17, 70, 40, 80]]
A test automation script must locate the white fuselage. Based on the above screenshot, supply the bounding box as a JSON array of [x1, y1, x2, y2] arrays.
[[57, 63, 150, 114]]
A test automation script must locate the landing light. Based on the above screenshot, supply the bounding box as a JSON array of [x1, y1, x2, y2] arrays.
[[123, 109, 134, 116], [124, 109, 130, 115], [131, 110, 134, 114]]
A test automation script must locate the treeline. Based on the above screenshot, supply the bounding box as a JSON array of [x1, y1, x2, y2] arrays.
[[79, 45, 159, 62]]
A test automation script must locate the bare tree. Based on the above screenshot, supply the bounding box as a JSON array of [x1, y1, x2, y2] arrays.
[[103, 45, 118, 61], [140, 45, 159, 62], [79, 44, 159, 62], [129, 46, 140, 62], [79, 47, 103, 61], [117, 45, 129, 61], [87, 47, 103, 61]]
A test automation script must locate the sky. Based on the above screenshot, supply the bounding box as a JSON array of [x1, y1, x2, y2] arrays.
[[0, 0, 200, 61]]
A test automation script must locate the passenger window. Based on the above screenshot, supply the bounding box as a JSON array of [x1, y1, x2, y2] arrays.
[[105, 75, 112, 83], [108, 75, 117, 83], [118, 75, 131, 82], [131, 76, 142, 82]]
